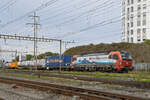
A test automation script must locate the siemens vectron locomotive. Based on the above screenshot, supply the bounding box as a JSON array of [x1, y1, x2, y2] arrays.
[[71, 51, 133, 72]]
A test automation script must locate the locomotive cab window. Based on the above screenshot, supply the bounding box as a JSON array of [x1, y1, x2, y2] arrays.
[[113, 55, 119, 60], [108, 55, 113, 59]]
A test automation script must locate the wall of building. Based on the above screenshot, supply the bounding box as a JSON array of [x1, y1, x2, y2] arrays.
[[122, 0, 150, 43]]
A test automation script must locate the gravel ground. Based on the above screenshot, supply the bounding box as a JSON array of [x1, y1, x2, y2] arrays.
[[0, 74, 150, 99], [0, 82, 72, 100]]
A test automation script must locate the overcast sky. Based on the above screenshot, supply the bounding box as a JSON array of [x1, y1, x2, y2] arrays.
[[0, 0, 122, 61]]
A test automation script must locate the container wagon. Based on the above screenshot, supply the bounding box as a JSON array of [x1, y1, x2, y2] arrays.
[[18, 59, 45, 69], [45, 56, 72, 70]]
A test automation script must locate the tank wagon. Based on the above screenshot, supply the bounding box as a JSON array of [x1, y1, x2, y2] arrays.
[[72, 51, 133, 72], [45, 56, 72, 70]]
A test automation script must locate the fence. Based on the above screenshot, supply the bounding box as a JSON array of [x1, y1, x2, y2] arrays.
[[133, 63, 150, 72]]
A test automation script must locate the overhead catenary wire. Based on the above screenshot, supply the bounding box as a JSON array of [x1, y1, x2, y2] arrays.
[[41, 0, 117, 26], [11, 0, 120, 37], [41, 1, 150, 32], [2, 0, 120, 36], [48, 3, 150, 39], [3, 0, 119, 37], [40, 1, 121, 34], [0, 0, 131, 48], [40, 0, 107, 22], [0, 0, 60, 29], [0, 0, 17, 12], [38, 0, 86, 16]]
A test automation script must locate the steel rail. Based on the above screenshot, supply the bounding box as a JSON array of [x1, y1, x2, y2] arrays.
[[0, 77, 149, 100], [6, 71, 150, 89], [0, 78, 114, 100]]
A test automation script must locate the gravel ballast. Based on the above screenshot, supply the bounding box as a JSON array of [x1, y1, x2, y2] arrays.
[[0, 74, 149, 99]]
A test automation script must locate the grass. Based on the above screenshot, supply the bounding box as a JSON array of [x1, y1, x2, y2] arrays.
[[1, 69, 150, 82], [0, 70, 150, 91], [0, 71, 131, 90], [0, 71, 82, 85]]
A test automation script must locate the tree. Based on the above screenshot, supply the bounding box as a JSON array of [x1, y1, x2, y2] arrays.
[[37, 52, 59, 59], [12, 56, 19, 62], [144, 40, 150, 45], [26, 54, 33, 60]]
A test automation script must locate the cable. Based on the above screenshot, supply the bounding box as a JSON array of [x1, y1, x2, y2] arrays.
[[0, 0, 17, 12], [48, 6, 150, 39], [40, 0, 106, 22], [42, 2, 150, 30], [41, 0, 115, 25], [41, 0, 119, 31], [57, 17, 121, 38], [38, 0, 84, 15], [0, 0, 60, 29]]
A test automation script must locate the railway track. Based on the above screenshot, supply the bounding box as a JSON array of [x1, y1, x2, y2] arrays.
[[5, 71, 150, 89], [0, 77, 149, 100]]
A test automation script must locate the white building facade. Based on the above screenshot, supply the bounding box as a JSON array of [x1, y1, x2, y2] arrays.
[[122, 0, 150, 43]]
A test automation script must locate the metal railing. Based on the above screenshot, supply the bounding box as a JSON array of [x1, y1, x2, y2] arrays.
[[133, 63, 150, 72]]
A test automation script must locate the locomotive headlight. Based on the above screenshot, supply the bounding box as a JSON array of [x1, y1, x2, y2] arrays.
[[120, 62, 122, 65]]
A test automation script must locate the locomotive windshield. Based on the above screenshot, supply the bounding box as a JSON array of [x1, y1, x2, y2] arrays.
[[121, 52, 132, 60]]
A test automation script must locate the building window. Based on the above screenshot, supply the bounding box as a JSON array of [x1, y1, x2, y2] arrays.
[[143, 12, 146, 25], [127, 31, 130, 35], [143, 28, 146, 39], [128, 0, 130, 5], [131, 7, 134, 12], [130, 14, 134, 21], [137, 29, 141, 40], [127, 37, 129, 42], [137, 13, 141, 19], [143, 12, 146, 18], [138, 39, 141, 41], [131, 22, 133, 27], [137, 20, 141, 26], [137, 29, 141, 34], [143, 19, 146, 26], [143, 4, 146, 9], [131, 0, 134, 4], [138, 0, 141, 3], [137, 5, 141, 11], [127, 8, 130, 14], [143, 28, 146, 33], [131, 37, 133, 43], [131, 30, 134, 35], [127, 23, 130, 27]]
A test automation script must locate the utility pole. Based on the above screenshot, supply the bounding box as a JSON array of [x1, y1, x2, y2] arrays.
[[59, 40, 75, 73], [15, 50, 17, 61], [27, 12, 40, 70], [59, 40, 62, 73]]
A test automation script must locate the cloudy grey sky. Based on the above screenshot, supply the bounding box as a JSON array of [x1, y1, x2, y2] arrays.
[[0, 0, 122, 61]]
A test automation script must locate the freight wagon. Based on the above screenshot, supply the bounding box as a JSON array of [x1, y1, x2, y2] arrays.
[[18, 59, 45, 69], [72, 51, 133, 72], [10, 51, 133, 73], [45, 56, 72, 70]]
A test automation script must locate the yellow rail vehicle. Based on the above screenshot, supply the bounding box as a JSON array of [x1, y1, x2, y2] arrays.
[[9, 62, 18, 68]]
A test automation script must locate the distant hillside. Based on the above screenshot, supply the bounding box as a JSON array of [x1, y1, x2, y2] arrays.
[[64, 42, 150, 63]]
